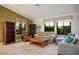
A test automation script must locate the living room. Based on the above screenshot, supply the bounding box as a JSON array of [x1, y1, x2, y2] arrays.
[[0, 4, 79, 55]]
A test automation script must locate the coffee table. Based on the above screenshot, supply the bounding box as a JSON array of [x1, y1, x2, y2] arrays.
[[30, 37, 48, 47]]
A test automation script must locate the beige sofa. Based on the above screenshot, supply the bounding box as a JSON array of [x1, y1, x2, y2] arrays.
[[34, 32, 56, 43]]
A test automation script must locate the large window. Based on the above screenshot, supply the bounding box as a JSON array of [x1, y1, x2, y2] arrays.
[[44, 22, 54, 32], [57, 20, 71, 35]]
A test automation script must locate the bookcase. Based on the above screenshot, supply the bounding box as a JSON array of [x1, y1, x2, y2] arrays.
[[29, 24, 36, 37], [3, 21, 16, 44]]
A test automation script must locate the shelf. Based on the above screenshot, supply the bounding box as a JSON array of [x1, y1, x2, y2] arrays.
[[3, 21, 15, 44]]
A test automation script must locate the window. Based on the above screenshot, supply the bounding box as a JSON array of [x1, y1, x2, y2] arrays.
[[44, 21, 54, 32], [57, 20, 71, 35], [16, 22, 20, 30], [22, 23, 26, 31], [16, 22, 26, 34]]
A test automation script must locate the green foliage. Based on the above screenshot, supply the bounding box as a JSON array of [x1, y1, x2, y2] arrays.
[[45, 26, 54, 32], [57, 26, 71, 35]]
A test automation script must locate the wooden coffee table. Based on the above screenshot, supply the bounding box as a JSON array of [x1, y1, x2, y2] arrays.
[[30, 37, 48, 47]]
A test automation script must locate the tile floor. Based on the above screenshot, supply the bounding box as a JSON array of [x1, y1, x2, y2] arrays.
[[0, 42, 58, 55]]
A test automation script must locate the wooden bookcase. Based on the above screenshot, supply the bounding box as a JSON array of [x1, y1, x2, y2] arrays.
[[3, 21, 16, 44], [29, 24, 36, 37]]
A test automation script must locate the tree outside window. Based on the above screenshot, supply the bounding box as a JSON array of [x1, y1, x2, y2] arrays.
[[57, 20, 71, 35]]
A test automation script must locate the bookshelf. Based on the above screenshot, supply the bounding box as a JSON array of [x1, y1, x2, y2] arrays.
[[3, 21, 16, 44], [29, 24, 36, 37]]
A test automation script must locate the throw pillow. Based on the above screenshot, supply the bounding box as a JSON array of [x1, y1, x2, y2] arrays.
[[67, 33, 75, 37], [65, 37, 73, 43], [75, 34, 79, 44], [65, 33, 75, 43]]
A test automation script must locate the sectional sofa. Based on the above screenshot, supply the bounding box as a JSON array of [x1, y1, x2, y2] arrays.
[[58, 34, 79, 55]]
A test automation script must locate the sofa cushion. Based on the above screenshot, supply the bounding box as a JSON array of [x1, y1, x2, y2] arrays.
[[56, 37, 65, 42], [75, 34, 79, 39], [74, 34, 79, 44], [71, 36, 78, 44], [65, 37, 72, 43], [67, 33, 75, 37]]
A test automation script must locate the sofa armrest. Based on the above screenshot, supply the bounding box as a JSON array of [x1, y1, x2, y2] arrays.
[[58, 42, 79, 55]]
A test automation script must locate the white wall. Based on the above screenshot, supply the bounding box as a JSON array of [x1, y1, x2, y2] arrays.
[[71, 5, 79, 34], [33, 18, 44, 33], [71, 14, 79, 34]]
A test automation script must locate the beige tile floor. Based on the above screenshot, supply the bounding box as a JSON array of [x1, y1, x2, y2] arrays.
[[0, 42, 58, 55]]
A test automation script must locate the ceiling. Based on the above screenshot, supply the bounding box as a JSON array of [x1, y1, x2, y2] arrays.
[[1, 4, 77, 20]]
